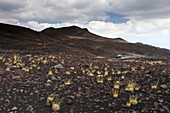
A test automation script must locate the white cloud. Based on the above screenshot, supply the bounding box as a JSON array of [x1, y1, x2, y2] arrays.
[[0, 0, 111, 23], [0, 0, 26, 11], [0, 18, 20, 24], [0, 0, 170, 22], [108, 0, 170, 20]]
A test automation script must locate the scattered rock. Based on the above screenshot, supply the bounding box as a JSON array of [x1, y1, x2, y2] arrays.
[[158, 99, 164, 103], [11, 106, 17, 111], [160, 84, 168, 89], [45, 101, 51, 107], [162, 105, 169, 111], [67, 99, 73, 105], [159, 108, 165, 112]]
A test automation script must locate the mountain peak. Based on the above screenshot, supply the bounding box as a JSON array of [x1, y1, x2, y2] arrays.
[[42, 25, 88, 32], [68, 25, 89, 32], [41, 25, 91, 37], [113, 37, 127, 42], [66, 25, 81, 29]]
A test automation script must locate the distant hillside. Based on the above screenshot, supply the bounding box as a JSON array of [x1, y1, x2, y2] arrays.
[[42, 26, 127, 42], [0, 23, 170, 59]]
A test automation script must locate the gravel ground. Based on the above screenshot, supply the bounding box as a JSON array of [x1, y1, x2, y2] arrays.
[[0, 53, 169, 113]]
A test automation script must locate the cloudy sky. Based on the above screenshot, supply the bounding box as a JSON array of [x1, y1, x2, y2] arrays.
[[0, 0, 170, 49]]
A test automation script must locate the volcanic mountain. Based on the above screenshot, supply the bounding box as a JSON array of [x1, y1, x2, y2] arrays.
[[0, 23, 170, 58]]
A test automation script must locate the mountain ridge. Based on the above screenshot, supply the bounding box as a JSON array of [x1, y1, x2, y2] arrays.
[[0, 23, 169, 59]]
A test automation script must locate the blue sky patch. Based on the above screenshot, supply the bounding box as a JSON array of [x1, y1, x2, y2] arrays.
[[106, 12, 128, 23]]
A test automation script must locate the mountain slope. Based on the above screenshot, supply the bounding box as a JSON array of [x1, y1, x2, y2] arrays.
[[42, 25, 103, 39], [42, 25, 127, 42], [0, 23, 170, 58], [41, 26, 170, 58]]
